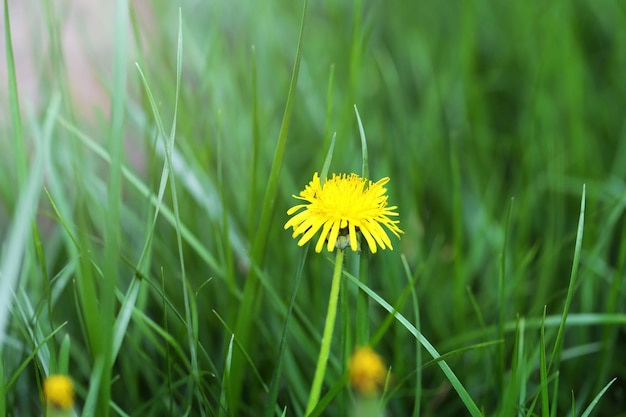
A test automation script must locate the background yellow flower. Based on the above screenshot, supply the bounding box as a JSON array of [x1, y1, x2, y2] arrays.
[[349, 347, 387, 396], [43, 375, 75, 410]]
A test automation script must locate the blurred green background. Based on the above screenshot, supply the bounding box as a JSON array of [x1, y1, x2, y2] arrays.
[[2, 0, 626, 416]]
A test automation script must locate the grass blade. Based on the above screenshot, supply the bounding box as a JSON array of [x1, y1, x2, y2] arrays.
[[549, 184, 586, 370], [344, 270, 483, 417], [263, 244, 308, 417], [580, 378, 617, 417], [231, 0, 308, 411]]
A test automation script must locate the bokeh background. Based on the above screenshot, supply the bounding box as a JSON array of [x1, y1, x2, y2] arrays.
[[2, 0, 626, 416]]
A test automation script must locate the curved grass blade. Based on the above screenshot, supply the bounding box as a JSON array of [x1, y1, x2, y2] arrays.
[[580, 378, 616, 417], [344, 270, 483, 417], [320, 132, 336, 183], [354, 105, 369, 179], [549, 184, 586, 371]]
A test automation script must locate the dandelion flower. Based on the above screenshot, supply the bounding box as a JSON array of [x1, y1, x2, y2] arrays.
[[284, 172, 403, 253], [349, 347, 387, 396], [43, 374, 75, 410]]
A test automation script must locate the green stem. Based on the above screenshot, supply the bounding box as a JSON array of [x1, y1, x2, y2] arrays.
[[305, 249, 345, 415]]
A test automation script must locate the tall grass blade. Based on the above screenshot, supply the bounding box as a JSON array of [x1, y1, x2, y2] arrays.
[[0, 97, 56, 347], [540, 307, 549, 417], [549, 185, 586, 370], [2, 0, 26, 187], [219, 335, 235, 417], [231, 0, 308, 411], [498, 198, 514, 393]]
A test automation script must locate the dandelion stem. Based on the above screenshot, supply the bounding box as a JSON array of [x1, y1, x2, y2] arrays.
[[305, 249, 345, 415]]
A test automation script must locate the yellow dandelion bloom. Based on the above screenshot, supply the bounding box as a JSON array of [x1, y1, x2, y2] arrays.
[[43, 374, 75, 410], [284, 172, 403, 253], [349, 347, 387, 396]]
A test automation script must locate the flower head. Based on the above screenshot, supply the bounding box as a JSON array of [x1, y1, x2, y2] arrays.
[[284, 172, 403, 253], [349, 347, 387, 396], [43, 374, 75, 410]]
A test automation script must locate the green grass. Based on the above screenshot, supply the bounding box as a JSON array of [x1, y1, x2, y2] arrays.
[[2, 0, 626, 416]]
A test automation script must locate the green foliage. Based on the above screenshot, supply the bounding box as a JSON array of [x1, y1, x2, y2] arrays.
[[2, 0, 626, 416]]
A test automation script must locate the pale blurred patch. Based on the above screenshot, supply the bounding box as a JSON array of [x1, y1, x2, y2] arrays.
[[0, 0, 155, 123]]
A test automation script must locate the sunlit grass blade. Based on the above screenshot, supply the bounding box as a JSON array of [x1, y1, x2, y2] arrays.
[[580, 378, 617, 417], [58, 334, 71, 374], [549, 184, 586, 370], [81, 357, 104, 417], [305, 249, 345, 415], [110, 278, 141, 362], [320, 132, 336, 183], [219, 335, 235, 417]]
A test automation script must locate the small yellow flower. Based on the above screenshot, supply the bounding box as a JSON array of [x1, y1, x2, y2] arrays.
[[284, 172, 403, 253], [43, 374, 75, 410], [349, 347, 387, 396]]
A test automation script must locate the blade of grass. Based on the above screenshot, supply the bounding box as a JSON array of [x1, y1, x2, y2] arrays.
[[580, 378, 617, 417], [550, 370, 559, 417], [0, 97, 56, 348], [540, 307, 549, 417], [549, 184, 585, 371], [81, 357, 104, 417], [231, 1, 308, 412], [403, 254, 422, 417], [219, 335, 235, 417], [354, 105, 369, 179], [3, 0, 26, 188], [320, 132, 336, 182], [96, 0, 129, 413], [498, 198, 514, 394], [263, 243, 308, 417], [344, 270, 483, 417], [248, 45, 261, 243], [4, 322, 67, 390], [58, 334, 71, 374], [354, 105, 369, 346]]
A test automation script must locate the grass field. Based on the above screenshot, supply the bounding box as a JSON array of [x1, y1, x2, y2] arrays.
[[2, 0, 626, 416]]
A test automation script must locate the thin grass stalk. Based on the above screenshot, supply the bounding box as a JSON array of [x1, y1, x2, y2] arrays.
[[548, 185, 586, 371], [306, 249, 345, 415]]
